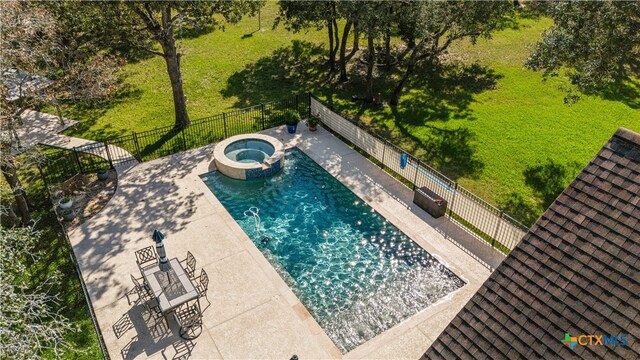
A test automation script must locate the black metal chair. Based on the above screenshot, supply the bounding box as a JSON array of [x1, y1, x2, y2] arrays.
[[135, 245, 158, 271], [195, 269, 210, 309], [181, 251, 196, 280], [142, 296, 167, 330], [113, 314, 134, 339], [129, 274, 153, 305], [173, 300, 202, 340]]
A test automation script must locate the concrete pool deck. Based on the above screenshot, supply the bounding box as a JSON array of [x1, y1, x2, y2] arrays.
[[68, 125, 501, 359]]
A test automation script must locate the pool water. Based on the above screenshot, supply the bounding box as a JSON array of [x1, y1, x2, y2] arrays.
[[226, 148, 267, 163], [224, 139, 275, 164], [200, 148, 464, 352]]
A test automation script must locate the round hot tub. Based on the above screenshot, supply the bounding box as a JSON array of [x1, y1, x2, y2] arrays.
[[214, 134, 285, 180]]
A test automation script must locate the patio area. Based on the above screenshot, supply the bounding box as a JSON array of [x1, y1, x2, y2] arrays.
[[68, 125, 499, 359]]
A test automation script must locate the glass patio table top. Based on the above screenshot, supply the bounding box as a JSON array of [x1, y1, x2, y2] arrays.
[[142, 257, 198, 313]]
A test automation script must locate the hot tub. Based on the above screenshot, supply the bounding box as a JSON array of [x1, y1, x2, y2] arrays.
[[214, 134, 285, 180]]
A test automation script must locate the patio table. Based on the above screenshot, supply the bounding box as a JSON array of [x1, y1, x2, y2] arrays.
[[142, 257, 199, 314]]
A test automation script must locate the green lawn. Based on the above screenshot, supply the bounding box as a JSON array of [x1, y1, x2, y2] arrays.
[[61, 4, 640, 225], [62, 3, 328, 139]]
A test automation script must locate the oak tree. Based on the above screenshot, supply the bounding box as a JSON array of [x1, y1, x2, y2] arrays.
[[526, 1, 640, 101]]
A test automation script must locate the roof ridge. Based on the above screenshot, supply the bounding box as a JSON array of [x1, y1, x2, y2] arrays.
[[613, 127, 640, 146]]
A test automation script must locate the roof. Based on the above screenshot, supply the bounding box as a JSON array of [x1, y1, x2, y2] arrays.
[[422, 128, 640, 359]]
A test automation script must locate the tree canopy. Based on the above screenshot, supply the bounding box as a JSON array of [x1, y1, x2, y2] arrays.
[[0, 226, 76, 358], [526, 1, 640, 99], [389, 0, 513, 105], [1, 2, 121, 226]]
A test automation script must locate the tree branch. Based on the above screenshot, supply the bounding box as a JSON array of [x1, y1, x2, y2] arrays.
[[129, 3, 161, 35], [140, 47, 165, 57]]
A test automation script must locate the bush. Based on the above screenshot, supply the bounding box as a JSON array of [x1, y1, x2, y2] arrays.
[[270, 109, 301, 126]]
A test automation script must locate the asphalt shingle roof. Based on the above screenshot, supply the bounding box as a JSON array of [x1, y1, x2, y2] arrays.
[[422, 128, 640, 359]]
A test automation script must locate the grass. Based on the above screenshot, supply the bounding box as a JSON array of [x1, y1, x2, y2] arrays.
[[1, 160, 102, 359], [324, 15, 640, 225], [61, 3, 327, 140], [58, 3, 639, 228]]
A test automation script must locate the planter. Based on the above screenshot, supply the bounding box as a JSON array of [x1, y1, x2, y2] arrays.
[[286, 123, 298, 134], [413, 186, 447, 218], [58, 198, 73, 209], [308, 124, 317, 132], [97, 169, 109, 180], [61, 209, 76, 221]]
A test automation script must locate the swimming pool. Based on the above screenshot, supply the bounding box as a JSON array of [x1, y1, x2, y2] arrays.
[[200, 148, 464, 352]]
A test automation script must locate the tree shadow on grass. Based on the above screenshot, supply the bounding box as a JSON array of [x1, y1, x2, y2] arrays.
[[597, 78, 640, 109], [222, 40, 330, 106], [395, 62, 502, 125], [368, 62, 502, 180], [499, 158, 582, 226], [62, 85, 144, 141]]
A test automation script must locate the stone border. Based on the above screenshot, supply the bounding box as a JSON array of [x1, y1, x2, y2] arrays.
[[213, 134, 285, 180]]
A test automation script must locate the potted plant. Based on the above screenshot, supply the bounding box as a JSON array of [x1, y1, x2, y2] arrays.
[[97, 168, 109, 180], [285, 110, 302, 134], [61, 208, 76, 221], [58, 195, 73, 209], [307, 114, 320, 132]]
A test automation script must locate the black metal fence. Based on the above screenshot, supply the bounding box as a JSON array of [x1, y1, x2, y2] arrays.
[[309, 95, 529, 254], [38, 93, 310, 185]]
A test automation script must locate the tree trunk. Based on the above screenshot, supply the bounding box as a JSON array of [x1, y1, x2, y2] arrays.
[[332, 18, 339, 57], [339, 19, 353, 82], [349, 21, 359, 58], [54, 102, 66, 126], [384, 31, 392, 69], [160, 36, 190, 130], [390, 43, 424, 106], [390, 63, 412, 106], [365, 35, 375, 102], [1, 157, 31, 226], [129, 4, 190, 130], [408, 38, 416, 49], [327, 19, 335, 71]]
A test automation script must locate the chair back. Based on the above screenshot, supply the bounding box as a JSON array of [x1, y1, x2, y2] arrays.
[[130, 274, 142, 290], [182, 303, 202, 329], [135, 246, 158, 270], [185, 251, 196, 277], [199, 269, 209, 293], [174, 299, 202, 339]]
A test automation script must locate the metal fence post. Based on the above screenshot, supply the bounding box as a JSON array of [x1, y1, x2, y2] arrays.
[[181, 127, 188, 151], [380, 139, 387, 169], [412, 160, 420, 190], [295, 94, 299, 115], [103, 142, 114, 169], [37, 163, 48, 190], [72, 147, 84, 174], [308, 92, 312, 118], [448, 182, 459, 218], [492, 210, 504, 248], [260, 104, 265, 130], [223, 112, 228, 137], [132, 132, 142, 162]]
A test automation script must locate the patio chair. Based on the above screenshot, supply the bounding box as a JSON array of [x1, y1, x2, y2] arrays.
[[181, 251, 196, 280], [173, 300, 202, 340], [195, 269, 210, 309], [135, 246, 158, 271], [142, 296, 167, 330], [113, 314, 134, 339], [130, 274, 153, 304]]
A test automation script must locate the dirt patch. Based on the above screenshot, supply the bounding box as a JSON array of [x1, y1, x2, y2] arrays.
[[53, 170, 117, 229]]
